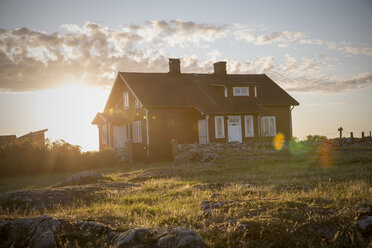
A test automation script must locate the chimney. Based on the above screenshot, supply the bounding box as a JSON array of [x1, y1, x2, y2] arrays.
[[169, 58, 181, 74], [213, 61, 227, 75]]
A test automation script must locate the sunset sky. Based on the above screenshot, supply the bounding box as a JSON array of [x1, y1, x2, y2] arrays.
[[0, 0, 371, 151]]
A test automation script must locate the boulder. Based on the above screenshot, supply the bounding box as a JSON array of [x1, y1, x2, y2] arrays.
[[157, 227, 206, 248], [0, 216, 206, 248], [58, 171, 111, 186], [0, 215, 60, 248], [174, 152, 194, 165], [0, 182, 137, 211], [358, 216, 372, 237]]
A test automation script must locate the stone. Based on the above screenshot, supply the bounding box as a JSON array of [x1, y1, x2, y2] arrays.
[[174, 151, 194, 165], [157, 227, 206, 248], [358, 216, 372, 237], [113, 228, 157, 247], [0, 216, 206, 248], [0, 182, 137, 211], [58, 171, 110, 186], [0, 215, 60, 248]]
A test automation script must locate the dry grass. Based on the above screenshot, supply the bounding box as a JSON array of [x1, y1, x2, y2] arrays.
[[1, 146, 372, 247]]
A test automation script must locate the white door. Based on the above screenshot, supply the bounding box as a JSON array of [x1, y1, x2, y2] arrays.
[[198, 119, 207, 144], [227, 116, 242, 143], [113, 125, 127, 148]]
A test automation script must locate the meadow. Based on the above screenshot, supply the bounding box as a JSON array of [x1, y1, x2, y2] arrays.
[[1, 143, 372, 247]]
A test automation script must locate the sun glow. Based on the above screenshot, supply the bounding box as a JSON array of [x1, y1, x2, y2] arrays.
[[35, 83, 110, 151]]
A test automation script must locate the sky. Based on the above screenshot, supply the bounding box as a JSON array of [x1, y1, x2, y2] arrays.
[[0, 0, 371, 151]]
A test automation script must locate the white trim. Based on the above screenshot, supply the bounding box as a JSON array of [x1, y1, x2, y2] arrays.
[[224, 87, 228, 97], [244, 115, 254, 137], [101, 124, 108, 145], [145, 109, 150, 156], [119, 73, 142, 105], [260, 116, 277, 137], [254, 86, 257, 97], [123, 91, 129, 109], [206, 115, 210, 144], [214, 116, 225, 138], [132, 121, 142, 143], [233, 87, 249, 96]]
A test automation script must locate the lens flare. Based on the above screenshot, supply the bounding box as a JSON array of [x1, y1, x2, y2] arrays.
[[273, 133, 285, 150]]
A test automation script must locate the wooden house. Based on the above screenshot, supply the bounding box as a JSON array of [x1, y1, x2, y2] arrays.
[[92, 59, 299, 160]]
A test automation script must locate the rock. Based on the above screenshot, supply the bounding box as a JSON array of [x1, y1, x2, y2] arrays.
[[0, 215, 60, 248], [174, 152, 194, 165], [113, 228, 157, 247], [157, 227, 206, 248], [358, 216, 372, 237], [0, 216, 206, 248], [0, 182, 137, 211], [58, 171, 111, 186]]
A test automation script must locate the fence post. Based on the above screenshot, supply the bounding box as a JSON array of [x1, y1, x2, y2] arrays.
[[362, 132, 365, 140], [350, 132, 354, 143], [338, 127, 343, 145]]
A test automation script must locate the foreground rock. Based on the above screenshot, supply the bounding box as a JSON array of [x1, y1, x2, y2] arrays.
[[0, 216, 206, 248], [0, 182, 137, 211]]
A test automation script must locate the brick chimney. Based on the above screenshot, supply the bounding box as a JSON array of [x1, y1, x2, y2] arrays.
[[169, 58, 181, 74], [213, 61, 227, 75]]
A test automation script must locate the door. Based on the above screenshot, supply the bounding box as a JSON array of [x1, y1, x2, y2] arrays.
[[227, 116, 242, 142], [198, 119, 207, 144], [113, 125, 127, 148]]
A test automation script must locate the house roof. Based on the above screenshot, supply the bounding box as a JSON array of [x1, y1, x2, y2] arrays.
[[109, 72, 298, 114], [92, 112, 129, 125]]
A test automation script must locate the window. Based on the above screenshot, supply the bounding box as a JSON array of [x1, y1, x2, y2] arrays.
[[135, 98, 141, 108], [101, 124, 107, 145], [233, 87, 249, 96], [224, 87, 228, 97], [244, 115, 254, 137], [132, 121, 142, 143], [260, 116, 276, 136], [254, 86, 257, 97], [123, 92, 129, 109], [214, 116, 225, 138]]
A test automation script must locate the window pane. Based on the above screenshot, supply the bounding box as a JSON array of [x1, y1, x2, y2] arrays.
[[269, 118, 274, 135]]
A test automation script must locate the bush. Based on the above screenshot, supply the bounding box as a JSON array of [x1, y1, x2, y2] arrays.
[[0, 139, 119, 177]]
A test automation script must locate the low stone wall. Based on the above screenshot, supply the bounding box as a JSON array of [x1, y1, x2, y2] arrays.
[[177, 140, 275, 154]]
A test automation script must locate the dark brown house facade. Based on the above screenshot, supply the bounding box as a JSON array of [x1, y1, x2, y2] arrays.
[[92, 59, 299, 160]]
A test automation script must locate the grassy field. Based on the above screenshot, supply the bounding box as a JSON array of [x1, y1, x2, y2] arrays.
[[1, 145, 372, 247]]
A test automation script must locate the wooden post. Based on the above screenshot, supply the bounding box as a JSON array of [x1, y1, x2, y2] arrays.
[[362, 132, 365, 140], [350, 132, 353, 139], [370, 131, 371, 138], [338, 127, 343, 145]]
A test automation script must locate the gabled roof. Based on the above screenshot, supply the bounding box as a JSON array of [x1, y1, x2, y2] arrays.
[[108, 72, 298, 114]]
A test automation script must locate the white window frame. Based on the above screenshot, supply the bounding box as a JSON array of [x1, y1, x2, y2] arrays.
[[254, 86, 257, 97], [233, 87, 249, 96], [244, 115, 254, 137], [101, 124, 107, 145], [260, 116, 276, 137], [132, 121, 142, 143], [135, 98, 142, 108], [214, 116, 225, 139], [123, 91, 129, 109], [224, 87, 228, 97]]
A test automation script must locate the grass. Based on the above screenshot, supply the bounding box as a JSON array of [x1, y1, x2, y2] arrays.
[[1, 146, 372, 247]]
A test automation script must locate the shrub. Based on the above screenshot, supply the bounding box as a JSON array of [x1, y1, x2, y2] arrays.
[[0, 139, 119, 177]]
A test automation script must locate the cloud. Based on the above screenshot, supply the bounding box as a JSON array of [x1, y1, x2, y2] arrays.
[[0, 20, 371, 93]]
